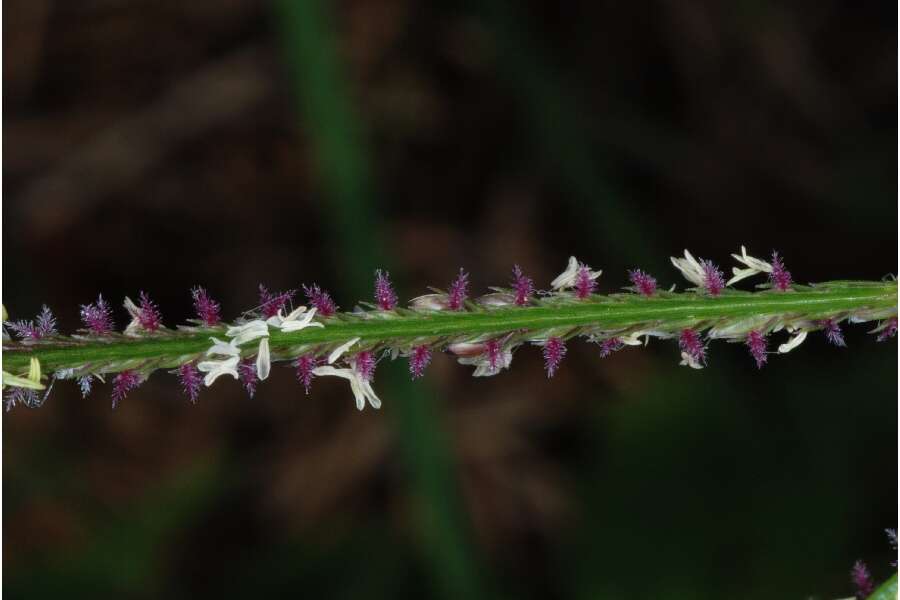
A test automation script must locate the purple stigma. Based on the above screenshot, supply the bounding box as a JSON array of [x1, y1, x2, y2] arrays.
[[409, 345, 432, 379], [769, 251, 792, 292], [80, 294, 115, 335], [4, 387, 42, 411], [746, 330, 767, 368], [574, 265, 597, 299], [628, 269, 657, 297], [484, 338, 503, 373], [599, 337, 624, 358], [821, 319, 846, 347], [295, 354, 318, 395], [699, 260, 725, 296], [543, 336, 566, 378], [851, 560, 874, 599], [7, 305, 58, 340], [137, 292, 162, 331], [512, 265, 535, 306], [191, 286, 221, 327], [111, 370, 143, 409], [78, 375, 94, 398], [303, 284, 337, 317], [447, 269, 469, 311], [877, 316, 897, 342], [178, 363, 202, 404], [238, 360, 258, 398], [679, 329, 707, 365], [353, 351, 377, 382], [374, 270, 398, 311], [259, 284, 296, 319]]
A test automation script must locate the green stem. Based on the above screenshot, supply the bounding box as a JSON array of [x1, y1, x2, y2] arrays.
[[3, 281, 896, 374], [868, 572, 898, 600]]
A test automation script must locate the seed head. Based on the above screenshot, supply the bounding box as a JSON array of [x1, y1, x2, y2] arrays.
[[769, 251, 792, 291], [628, 269, 657, 297], [191, 287, 221, 326], [295, 354, 319, 395], [448, 269, 469, 311], [511, 265, 535, 306], [542, 336, 566, 378], [746, 330, 767, 368], [409, 345, 432, 379], [821, 319, 846, 347], [374, 270, 398, 311], [303, 284, 337, 317], [80, 295, 115, 335], [111, 370, 143, 409]]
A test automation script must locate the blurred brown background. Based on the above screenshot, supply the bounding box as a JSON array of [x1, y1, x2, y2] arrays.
[[3, 1, 897, 598]]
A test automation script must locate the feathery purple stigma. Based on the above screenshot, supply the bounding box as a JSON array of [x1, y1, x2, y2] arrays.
[[80, 294, 115, 335], [4, 387, 42, 411], [679, 329, 706, 365], [447, 269, 469, 311], [111, 370, 142, 409], [78, 375, 94, 398], [259, 284, 296, 319], [628, 269, 657, 297], [191, 286, 221, 326], [295, 354, 318, 395], [484, 338, 503, 373], [238, 360, 258, 398], [409, 345, 432, 379], [821, 319, 846, 347], [877, 316, 897, 342], [6, 305, 57, 340], [137, 292, 162, 331], [543, 337, 566, 378], [374, 270, 398, 311], [303, 284, 337, 317], [512, 265, 535, 306], [574, 265, 596, 299], [179, 363, 202, 404], [599, 337, 624, 358], [851, 560, 874, 599], [769, 251, 792, 292], [353, 351, 377, 382], [699, 260, 725, 296], [746, 330, 767, 368]]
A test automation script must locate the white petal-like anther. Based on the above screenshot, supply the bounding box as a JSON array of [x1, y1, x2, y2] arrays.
[[328, 337, 360, 364], [206, 336, 240, 357], [778, 331, 808, 354], [256, 338, 271, 380], [670, 250, 706, 288], [226, 320, 269, 346], [312, 365, 382, 410], [197, 356, 240, 386], [279, 307, 325, 332]]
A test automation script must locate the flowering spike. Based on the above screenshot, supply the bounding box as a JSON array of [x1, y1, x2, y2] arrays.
[[111, 370, 143, 409], [259, 285, 296, 319], [769, 251, 792, 291], [511, 265, 535, 306], [599, 337, 624, 358], [80, 294, 115, 335], [6, 305, 58, 340], [821, 319, 846, 347], [542, 336, 566, 378], [679, 329, 707, 367], [374, 270, 398, 311], [302, 284, 337, 317], [628, 269, 657, 297], [851, 560, 874, 599], [191, 287, 221, 326], [138, 292, 162, 331], [409, 345, 432, 379], [447, 269, 469, 311], [574, 265, 597, 299], [352, 351, 377, 383], [295, 354, 318, 395], [746, 330, 767, 368], [877, 316, 897, 342], [238, 360, 258, 398], [700, 260, 725, 296], [178, 363, 202, 403]]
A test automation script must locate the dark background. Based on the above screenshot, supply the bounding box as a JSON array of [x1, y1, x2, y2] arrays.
[[3, 1, 897, 598]]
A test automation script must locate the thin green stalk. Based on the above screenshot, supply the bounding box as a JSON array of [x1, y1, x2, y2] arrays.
[[4, 281, 896, 374], [869, 573, 898, 600]]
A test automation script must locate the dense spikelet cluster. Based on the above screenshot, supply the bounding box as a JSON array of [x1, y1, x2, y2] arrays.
[[2, 247, 896, 412]]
